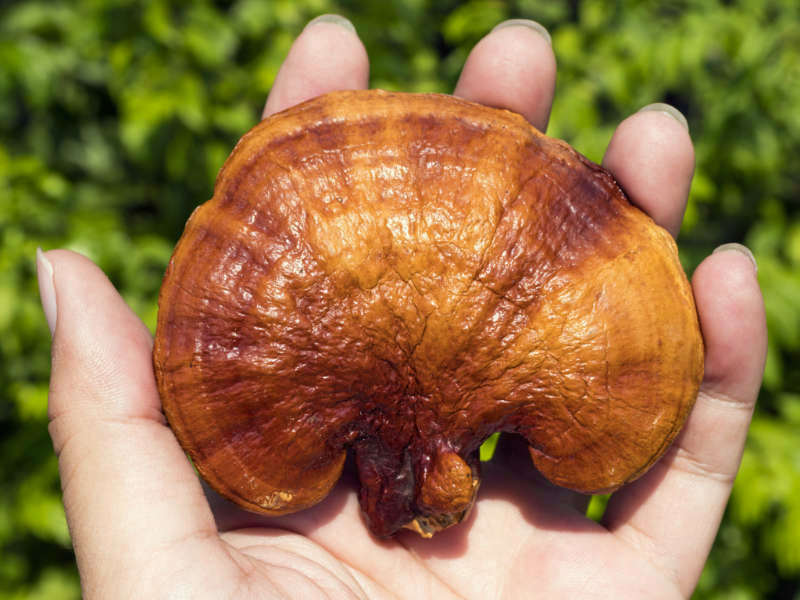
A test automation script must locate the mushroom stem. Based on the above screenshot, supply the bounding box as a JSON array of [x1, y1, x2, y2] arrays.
[[356, 440, 480, 538]]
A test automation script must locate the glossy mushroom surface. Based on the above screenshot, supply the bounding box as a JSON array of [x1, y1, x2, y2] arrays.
[[153, 90, 704, 538]]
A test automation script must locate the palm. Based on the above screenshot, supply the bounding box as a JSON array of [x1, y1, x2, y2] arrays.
[[42, 16, 765, 600], [180, 453, 681, 599]]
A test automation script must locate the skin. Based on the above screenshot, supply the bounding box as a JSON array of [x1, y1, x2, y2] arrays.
[[42, 18, 767, 599]]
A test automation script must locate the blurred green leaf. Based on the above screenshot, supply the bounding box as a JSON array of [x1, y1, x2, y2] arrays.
[[479, 432, 500, 461], [442, 1, 507, 44]]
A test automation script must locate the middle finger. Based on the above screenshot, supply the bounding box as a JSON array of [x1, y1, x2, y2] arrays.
[[453, 20, 557, 131]]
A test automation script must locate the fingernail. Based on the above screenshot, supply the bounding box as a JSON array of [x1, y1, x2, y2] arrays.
[[304, 14, 356, 34], [492, 19, 551, 45], [713, 242, 758, 273], [638, 103, 689, 132], [37, 247, 57, 336]]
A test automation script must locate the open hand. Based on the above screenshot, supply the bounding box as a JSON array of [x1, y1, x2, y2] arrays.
[[39, 16, 766, 599]]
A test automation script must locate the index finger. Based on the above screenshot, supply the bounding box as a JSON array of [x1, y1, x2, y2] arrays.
[[263, 15, 369, 118]]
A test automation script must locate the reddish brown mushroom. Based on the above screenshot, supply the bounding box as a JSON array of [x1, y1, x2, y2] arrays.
[[153, 90, 704, 538]]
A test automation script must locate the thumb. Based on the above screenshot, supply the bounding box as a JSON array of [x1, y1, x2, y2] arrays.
[[38, 249, 217, 595]]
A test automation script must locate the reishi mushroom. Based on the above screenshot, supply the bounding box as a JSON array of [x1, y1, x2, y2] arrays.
[[153, 89, 704, 538]]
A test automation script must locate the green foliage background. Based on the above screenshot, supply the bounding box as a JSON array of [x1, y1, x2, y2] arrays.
[[1, 0, 799, 597]]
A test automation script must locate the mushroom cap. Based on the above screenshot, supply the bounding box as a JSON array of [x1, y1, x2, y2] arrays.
[[153, 90, 704, 538]]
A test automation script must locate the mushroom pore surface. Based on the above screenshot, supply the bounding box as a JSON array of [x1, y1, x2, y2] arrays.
[[153, 89, 704, 538]]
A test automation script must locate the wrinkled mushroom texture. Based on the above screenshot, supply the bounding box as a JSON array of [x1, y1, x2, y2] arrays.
[[153, 89, 704, 538]]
